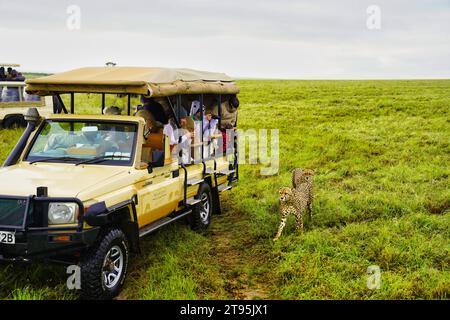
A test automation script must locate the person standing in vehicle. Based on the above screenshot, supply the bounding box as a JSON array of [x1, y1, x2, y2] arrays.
[[15, 72, 25, 81], [218, 95, 239, 153], [141, 96, 168, 124], [190, 100, 204, 121], [221, 94, 239, 129], [202, 110, 219, 159], [163, 107, 195, 164], [5, 67, 13, 79], [0, 67, 6, 81], [4, 70, 20, 102], [178, 114, 195, 164], [0, 67, 5, 102]]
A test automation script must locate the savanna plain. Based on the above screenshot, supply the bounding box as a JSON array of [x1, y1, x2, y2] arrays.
[[0, 79, 448, 299]]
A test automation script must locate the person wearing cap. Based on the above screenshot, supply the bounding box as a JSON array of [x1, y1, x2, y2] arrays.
[[104, 106, 122, 115], [4, 70, 20, 102], [221, 95, 239, 129]]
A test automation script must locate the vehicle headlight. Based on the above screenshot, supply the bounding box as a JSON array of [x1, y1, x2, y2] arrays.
[[48, 202, 78, 225]]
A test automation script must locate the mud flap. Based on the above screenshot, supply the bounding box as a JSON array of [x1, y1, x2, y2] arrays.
[[121, 220, 140, 254], [211, 186, 222, 215]]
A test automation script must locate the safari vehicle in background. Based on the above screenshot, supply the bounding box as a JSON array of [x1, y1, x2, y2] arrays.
[[0, 67, 239, 299], [0, 63, 52, 129]]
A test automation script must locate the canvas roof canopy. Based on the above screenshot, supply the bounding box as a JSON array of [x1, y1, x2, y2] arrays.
[[26, 67, 240, 97]]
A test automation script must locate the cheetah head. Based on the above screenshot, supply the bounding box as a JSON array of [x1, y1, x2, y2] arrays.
[[279, 187, 293, 202], [303, 169, 315, 183]]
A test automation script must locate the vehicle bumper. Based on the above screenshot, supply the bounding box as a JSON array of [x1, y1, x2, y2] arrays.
[[0, 227, 100, 263]]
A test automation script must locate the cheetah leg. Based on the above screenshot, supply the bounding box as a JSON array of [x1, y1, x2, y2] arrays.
[[308, 200, 313, 219], [295, 212, 304, 231], [273, 218, 287, 241]]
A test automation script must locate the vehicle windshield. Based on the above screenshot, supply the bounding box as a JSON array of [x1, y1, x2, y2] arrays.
[[25, 120, 137, 166]]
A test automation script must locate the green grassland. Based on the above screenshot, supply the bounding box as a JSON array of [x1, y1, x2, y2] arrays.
[[23, 73, 50, 79], [0, 80, 449, 299]]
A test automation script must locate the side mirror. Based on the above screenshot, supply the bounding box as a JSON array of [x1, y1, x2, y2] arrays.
[[24, 108, 42, 128], [137, 162, 148, 170], [152, 150, 165, 168], [137, 161, 153, 173]]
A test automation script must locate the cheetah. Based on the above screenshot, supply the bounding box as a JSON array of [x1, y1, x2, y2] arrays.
[[273, 187, 309, 241], [292, 168, 314, 217]]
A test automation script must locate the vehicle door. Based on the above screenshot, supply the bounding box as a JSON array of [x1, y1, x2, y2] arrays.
[[135, 136, 181, 227]]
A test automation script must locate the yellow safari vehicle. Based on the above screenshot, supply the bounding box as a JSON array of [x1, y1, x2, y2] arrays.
[[0, 67, 239, 299], [0, 64, 52, 128]]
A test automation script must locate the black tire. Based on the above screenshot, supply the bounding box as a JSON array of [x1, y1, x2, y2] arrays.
[[190, 183, 213, 230], [79, 228, 129, 300], [4, 116, 25, 129]]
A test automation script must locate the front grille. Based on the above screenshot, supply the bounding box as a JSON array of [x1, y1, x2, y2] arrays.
[[0, 197, 29, 228]]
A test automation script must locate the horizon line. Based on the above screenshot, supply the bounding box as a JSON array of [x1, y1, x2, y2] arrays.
[[22, 71, 450, 82]]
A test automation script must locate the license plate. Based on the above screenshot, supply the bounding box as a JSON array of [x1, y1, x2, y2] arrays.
[[0, 231, 15, 244]]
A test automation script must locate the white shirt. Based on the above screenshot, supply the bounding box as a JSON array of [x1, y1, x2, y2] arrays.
[[163, 123, 177, 145]]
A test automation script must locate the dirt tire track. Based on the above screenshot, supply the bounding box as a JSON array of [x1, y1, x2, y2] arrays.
[[208, 200, 271, 300]]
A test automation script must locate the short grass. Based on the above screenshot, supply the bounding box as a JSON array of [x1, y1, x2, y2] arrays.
[[0, 79, 448, 299]]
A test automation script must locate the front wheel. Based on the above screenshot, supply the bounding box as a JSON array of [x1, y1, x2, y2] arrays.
[[190, 183, 212, 230], [79, 228, 129, 300]]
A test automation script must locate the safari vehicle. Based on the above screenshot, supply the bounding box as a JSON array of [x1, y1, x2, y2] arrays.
[[0, 64, 51, 129], [0, 67, 239, 299]]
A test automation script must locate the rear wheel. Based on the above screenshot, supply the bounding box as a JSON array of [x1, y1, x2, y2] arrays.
[[190, 183, 212, 230], [4, 116, 25, 129], [79, 228, 129, 300]]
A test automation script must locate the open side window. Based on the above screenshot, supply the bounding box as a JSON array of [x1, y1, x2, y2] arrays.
[[160, 93, 240, 166], [141, 132, 168, 168]]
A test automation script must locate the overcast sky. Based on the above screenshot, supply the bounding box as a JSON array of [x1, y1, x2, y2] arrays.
[[1, 0, 449, 79]]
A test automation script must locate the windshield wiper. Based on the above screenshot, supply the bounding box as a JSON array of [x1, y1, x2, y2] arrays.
[[75, 155, 131, 166], [29, 156, 81, 164]]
